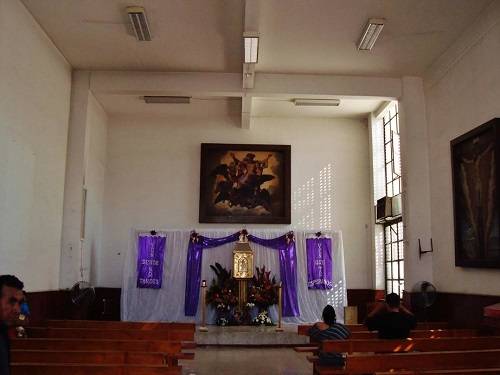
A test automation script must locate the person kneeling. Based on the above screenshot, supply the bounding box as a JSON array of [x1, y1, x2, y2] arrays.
[[308, 305, 350, 367]]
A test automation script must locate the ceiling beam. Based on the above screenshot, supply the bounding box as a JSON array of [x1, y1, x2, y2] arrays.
[[249, 73, 401, 99], [89, 71, 242, 97], [241, 94, 253, 129], [88, 70, 401, 101], [244, 0, 260, 32]]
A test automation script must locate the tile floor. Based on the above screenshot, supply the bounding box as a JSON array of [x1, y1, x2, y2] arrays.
[[182, 347, 312, 375]]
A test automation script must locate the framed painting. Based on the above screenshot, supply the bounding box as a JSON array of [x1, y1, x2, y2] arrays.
[[199, 143, 291, 224], [451, 118, 500, 268]]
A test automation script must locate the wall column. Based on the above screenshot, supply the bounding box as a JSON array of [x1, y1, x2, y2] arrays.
[[60, 71, 91, 289], [399, 76, 434, 289]]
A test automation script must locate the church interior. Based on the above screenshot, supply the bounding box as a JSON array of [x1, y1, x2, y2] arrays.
[[1, 0, 500, 374]]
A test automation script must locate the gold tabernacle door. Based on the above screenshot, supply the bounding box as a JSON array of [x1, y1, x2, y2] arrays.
[[233, 234, 254, 279]]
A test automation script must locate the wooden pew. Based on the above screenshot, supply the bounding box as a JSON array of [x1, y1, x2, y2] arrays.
[[297, 322, 449, 335], [350, 329, 477, 339], [11, 339, 194, 366], [310, 349, 500, 374], [377, 370, 500, 374], [11, 350, 167, 365], [12, 338, 185, 352], [298, 326, 477, 340], [295, 336, 500, 355], [11, 363, 181, 375], [43, 320, 195, 332], [26, 327, 194, 341], [323, 336, 500, 354]]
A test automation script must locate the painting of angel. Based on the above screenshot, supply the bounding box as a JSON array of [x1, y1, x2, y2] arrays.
[[199, 143, 291, 224]]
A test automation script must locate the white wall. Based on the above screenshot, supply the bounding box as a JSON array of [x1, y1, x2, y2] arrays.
[[0, 0, 71, 291], [59, 74, 108, 289], [101, 112, 372, 289], [425, 2, 500, 295]]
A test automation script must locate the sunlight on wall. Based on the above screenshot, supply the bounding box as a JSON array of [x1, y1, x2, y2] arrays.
[[375, 226, 385, 289], [327, 279, 345, 308], [372, 119, 385, 202], [293, 164, 334, 231], [319, 164, 333, 230], [293, 177, 316, 230]]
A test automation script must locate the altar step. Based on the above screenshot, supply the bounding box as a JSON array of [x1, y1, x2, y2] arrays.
[[194, 325, 310, 346]]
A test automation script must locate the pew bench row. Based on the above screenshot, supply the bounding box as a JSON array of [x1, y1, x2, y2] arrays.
[[294, 336, 500, 354], [308, 349, 500, 374], [12, 320, 197, 374]]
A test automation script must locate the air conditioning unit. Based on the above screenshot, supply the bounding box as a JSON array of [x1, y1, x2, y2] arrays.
[[375, 195, 402, 223]]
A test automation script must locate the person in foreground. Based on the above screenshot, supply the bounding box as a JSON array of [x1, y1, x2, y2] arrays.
[[0, 275, 25, 375], [365, 292, 417, 339], [308, 305, 350, 367]]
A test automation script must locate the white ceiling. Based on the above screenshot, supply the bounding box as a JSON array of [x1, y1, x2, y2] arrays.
[[22, 0, 491, 76], [95, 94, 382, 119]]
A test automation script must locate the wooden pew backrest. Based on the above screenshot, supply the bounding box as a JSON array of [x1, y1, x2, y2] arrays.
[[12, 338, 184, 353], [43, 320, 195, 332], [26, 327, 193, 341], [11, 363, 181, 375], [321, 336, 500, 354]]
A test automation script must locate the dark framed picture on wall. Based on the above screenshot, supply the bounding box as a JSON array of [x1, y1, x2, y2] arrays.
[[199, 143, 291, 224], [451, 118, 500, 268]]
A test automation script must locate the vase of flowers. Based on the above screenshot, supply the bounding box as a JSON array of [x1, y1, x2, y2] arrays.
[[248, 266, 279, 325], [205, 263, 238, 326]]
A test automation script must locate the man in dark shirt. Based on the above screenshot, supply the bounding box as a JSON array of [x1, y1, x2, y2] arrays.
[[0, 275, 25, 375], [365, 292, 416, 339]]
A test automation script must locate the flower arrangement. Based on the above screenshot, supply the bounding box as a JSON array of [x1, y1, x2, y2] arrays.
[[205, 263, 238, 325], [252, 311, 274, 326], [248, 266, 279, 312]]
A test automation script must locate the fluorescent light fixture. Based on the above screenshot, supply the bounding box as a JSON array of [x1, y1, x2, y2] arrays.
[[127, 6, 152, 41], [293, 98, 341, 107], [243, 32, 259, 63], [357, 18, 385, 51], [143, 96, 191, 104]]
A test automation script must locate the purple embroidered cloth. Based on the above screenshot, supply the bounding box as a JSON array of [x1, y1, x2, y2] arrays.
[[137, 235, 166, 289], [306, 238, 333, 289]]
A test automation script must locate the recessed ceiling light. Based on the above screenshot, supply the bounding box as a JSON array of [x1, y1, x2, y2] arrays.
[[357, 18, 385, 51], [243, 32, 259, 64], [293, 99, 341, 107], [127, 6, 152, 42], [143, 96, 191, 104]]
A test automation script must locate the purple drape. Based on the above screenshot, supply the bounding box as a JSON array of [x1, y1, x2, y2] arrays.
[[248, 234, 300, 317], [184, 233, 240, 316], [184, 232, 300, 317]]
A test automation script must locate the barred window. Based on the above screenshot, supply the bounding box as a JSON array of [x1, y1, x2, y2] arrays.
[[381, 103, 404, 296]]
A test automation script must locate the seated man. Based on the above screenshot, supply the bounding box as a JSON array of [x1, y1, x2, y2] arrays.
[[0, 275, 25, 375], [365, 292, 417, 339], [308, 305, 350, 367]]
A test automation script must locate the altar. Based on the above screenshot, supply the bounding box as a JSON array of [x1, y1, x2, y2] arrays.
[[194, 325, 309, 346], [121, 229, 347, 325]]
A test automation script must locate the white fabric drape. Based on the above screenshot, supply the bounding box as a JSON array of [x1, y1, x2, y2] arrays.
[[121, 229, 347, 324]]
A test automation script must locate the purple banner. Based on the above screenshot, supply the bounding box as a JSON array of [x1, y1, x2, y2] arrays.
[[137, 235, 166, 289], [306, 238, 333, 289]]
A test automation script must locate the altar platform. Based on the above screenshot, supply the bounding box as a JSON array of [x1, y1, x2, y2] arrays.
[[194, 324, 310, 346]]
